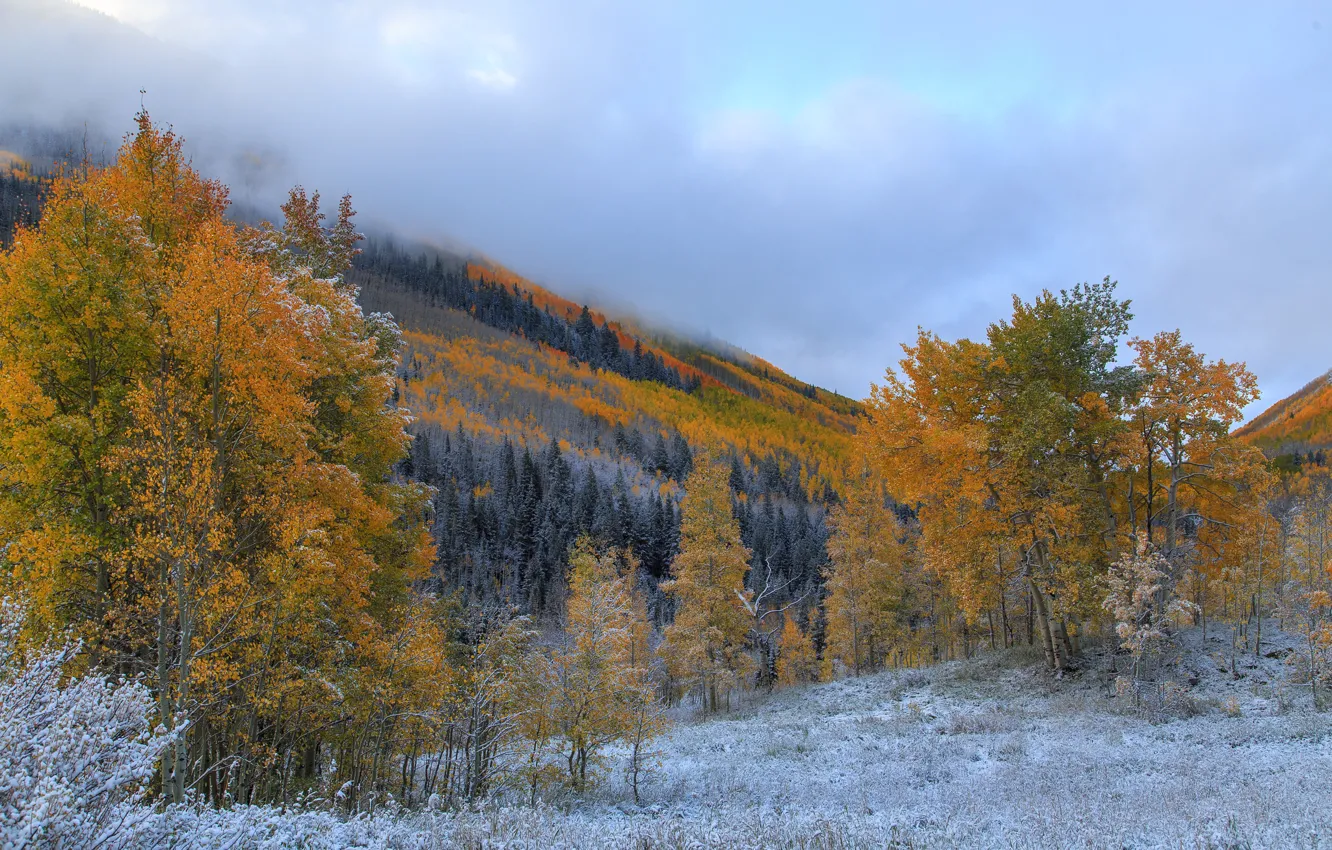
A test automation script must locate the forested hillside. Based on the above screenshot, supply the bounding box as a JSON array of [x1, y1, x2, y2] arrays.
[[0, 145, 858, 655], [0, 153, 49, 246], [1236, 368, 1332, 467], [352, 240, 858, 658], [0, 118, 870, 834]]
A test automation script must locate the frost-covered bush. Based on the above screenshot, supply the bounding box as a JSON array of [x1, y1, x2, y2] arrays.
[[1103, 536, 1196, 690], [0, 598, 176, 849]]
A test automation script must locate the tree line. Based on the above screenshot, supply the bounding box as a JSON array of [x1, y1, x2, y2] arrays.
[[815, 282, 1277, 680], [351, 241, 701, 393]]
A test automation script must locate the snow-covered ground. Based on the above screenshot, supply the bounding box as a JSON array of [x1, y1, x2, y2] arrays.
[[143, 626, 1332, 848]]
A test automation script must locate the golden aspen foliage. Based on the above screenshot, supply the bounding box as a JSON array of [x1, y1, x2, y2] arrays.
[[387, 322, 856, 497], [866, 283, 1153, 669], [980, 284, 1138, 661], [552, 539, 643, 790], [823, 478, 908, 676], [660, 453, 754, 712], [775, 616, 818, 688], [856, 281, 1286, 672], [0, 113, 433, 805], [1125, 331, 1271, 637], [1127, 331, 1267, 556], [862, 330, 1015, 664], [1290, 472, 1332, 589], [509, 538, 664, 796], [0, 115, 226, 639], [1235, 368, 1332, 457]]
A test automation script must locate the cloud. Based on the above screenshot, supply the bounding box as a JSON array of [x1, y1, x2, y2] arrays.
[[3, 0, 1331, 420], [467, 67, 518, 90]]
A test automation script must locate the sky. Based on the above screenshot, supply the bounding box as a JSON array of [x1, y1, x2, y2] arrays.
[[1, 0, 1330, 418]]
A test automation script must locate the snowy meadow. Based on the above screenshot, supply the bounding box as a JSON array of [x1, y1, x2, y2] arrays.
[[9, 605, 1331, 850]]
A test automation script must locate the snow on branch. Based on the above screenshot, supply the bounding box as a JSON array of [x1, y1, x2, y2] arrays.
[[0, 598, 179, 849]]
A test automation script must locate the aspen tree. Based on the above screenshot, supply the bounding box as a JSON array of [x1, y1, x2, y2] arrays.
[[823, 478, 906, 675], [775, 616, 818, 687], [0, 113, 433, 804], [532, 538, 666, 793], [1127, 331, 1265, 560], [660, 454, 754, 712]]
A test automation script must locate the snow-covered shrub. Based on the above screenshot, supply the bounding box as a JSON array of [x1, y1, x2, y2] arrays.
[[1103, 538, 1195, 666], [1102, 538, 1201, 718], [0, 597, 177, 848]]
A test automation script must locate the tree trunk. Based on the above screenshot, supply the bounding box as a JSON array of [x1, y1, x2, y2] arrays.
[[1025, 591, 1034, 646], [1055, 619, 1075, 665], [173, 552, 191, 804], [1028, 577, 1058, 670], [157, 577, 174, 798]]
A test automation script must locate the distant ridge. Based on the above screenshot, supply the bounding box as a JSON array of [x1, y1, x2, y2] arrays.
[[374, 243, 862, 423], [1236, 368, 1332, 456]]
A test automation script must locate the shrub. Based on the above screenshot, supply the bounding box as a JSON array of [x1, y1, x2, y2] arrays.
[[0, 598, 177, 849]]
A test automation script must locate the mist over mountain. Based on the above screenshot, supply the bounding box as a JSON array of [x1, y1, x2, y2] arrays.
[[4, 0, 1331, 416]]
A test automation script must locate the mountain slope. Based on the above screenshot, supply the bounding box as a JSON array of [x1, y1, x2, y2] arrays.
[[1236, 368, 1332, 458], [351, 238, 856, 630], [352, 238, 859, 488], [0, 156, 854, 634]]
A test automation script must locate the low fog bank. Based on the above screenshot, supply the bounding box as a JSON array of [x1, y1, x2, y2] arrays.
[[3, 0, 1331, 414]]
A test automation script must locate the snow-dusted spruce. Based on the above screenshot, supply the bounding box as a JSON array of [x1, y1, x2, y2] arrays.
[[0, 598, 178, 849]]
